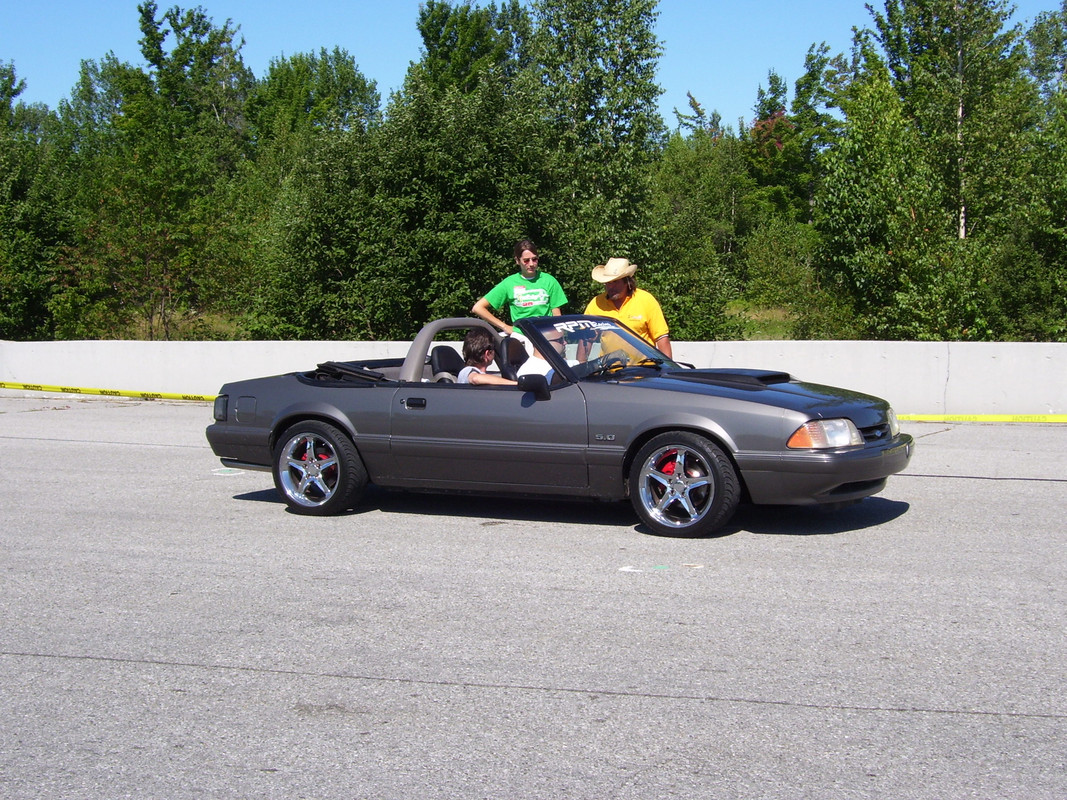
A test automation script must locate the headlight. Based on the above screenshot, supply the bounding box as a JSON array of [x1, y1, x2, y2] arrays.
[[787, 418, 864, 449], [887, 408, 900, 437], [213, 394, 229, 421]]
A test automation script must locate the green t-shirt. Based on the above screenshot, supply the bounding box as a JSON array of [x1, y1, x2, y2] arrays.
[[483, 271, 568, 321]]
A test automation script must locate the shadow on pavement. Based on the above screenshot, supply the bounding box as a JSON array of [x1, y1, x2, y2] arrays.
[[233, 486, 909, 537], [233, 486, 636, 528], [732, 497, 910, 536]]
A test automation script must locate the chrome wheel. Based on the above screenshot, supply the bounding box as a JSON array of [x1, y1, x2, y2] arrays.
[[279, 432, 340, 507], [629, 432, 739, 537], [272, 421, 366, 515]]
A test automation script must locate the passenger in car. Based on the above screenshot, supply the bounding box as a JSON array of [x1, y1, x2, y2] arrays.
[[517, 330, 577, 383], [457, 328, 517, 386]]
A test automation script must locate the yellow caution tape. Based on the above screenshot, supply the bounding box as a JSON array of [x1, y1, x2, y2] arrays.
[[899, 413, 1067, 423], [0, 381, 215, 402], [2, 381, 1064, 421]]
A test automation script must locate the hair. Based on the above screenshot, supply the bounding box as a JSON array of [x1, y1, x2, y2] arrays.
[[513, 238, 538, 262], [618, 275, 637, 296], [462, 328, 497, 366]]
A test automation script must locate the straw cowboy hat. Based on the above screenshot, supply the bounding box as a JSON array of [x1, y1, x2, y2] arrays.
[[591, 257, 638, 283]]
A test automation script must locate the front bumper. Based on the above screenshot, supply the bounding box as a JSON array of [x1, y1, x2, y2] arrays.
[[736, 434, 914, 505]]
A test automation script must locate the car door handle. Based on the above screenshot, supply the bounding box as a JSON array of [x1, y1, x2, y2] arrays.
[[403, 397, 427, 409]]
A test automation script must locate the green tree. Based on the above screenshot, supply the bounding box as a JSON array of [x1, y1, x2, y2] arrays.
[[741, 216, 821, 311], [1022, 90, 1067, 340], [673, 92, 725, 138], [815, 58, 965, 339], [868, 0, 1039, 240], [745, 70, 808, 221], [789, 42, 851, 217], [753, 70, 789, 123], [244, 123, 380, 339], [1017, 2, 1067, 340], [248, 61, 558, 339], [846, 0, 1059, 340], [1026, 0, 1067, 100], [51, 2, 254, 339], [248, 46, 379, 141], [416, 0, 531, 93], [0, 63, 67, 339], [531, 0, 665, 273], [647, 127, 755, 340], [791, 43, 850, 150], [1, 62, 25, 121], [230, 48, 380, 335]]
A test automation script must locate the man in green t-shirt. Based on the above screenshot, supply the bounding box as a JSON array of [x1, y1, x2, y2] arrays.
[[472, 239, 568, 334]]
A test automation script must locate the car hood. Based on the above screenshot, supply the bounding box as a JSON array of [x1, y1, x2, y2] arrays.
[[634, 368, 894, 425]]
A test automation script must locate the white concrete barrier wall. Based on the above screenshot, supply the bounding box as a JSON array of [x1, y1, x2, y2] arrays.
[[673, 341, 1067, 417], [1, 338, 1065, 416]]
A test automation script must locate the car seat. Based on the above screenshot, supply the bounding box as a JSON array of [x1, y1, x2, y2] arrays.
[[497, 336, 529, 380], [430, 345, 465, 382]]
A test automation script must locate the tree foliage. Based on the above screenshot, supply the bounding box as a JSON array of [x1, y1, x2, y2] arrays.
[[1, 0, 1064, 344], [1, 63, 66, 339], [816, 61, 958, 338], [42, 2, 255, 339], [531, 0, 665, 268], [869, 0, 1039, 240], [248, 47, 380, 141], [417, 0, 531, 93]]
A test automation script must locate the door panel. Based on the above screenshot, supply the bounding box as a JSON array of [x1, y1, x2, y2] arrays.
[[388, 383, 588, 491]]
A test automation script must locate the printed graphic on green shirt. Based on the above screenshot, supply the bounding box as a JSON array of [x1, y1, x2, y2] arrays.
[[513, 286, 550, 308]]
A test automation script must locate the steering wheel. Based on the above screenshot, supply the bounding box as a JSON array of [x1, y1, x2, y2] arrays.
[[574, 349, 628, 378], [599, 350, 628, 370]]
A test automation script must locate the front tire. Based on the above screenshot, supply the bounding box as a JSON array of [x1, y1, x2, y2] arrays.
[[628, 432, 739, 537], [272, 420, 367, 515]]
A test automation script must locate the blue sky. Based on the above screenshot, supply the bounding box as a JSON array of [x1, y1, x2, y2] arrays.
[[1, 1, 1057, 130]]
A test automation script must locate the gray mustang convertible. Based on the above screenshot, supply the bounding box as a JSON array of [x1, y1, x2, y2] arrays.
[[206, 314, 913, 537]]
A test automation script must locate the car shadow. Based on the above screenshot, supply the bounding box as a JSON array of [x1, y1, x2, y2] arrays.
[[234, 487, 909, 537], [729, 497, 911, 537], [233, 488, 285, 504], [367, 487, 640, 529], [231, 486, 636, 528]]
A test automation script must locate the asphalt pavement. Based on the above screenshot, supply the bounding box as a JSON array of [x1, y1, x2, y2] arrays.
[[1, 396, 1064, 799]]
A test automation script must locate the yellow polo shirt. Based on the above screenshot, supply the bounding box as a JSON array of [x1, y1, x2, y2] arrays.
[[584, 288, 669, 345]]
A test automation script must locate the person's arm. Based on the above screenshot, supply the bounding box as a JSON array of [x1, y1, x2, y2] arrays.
[[575, 334, 593, 363], [654, 335, 673, 359], [471, 297, 512, 334], [547, 276, 568, 317], [644, 291, 672, 359], [577, 297, 599, 362], [468, 370, 516, 386]]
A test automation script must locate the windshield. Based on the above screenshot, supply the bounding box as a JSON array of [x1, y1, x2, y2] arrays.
[[523, 315, 681, 381]]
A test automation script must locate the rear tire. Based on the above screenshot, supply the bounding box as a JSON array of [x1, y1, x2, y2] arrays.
[[272, 420, 367, 515], [628, 432, 739, 537]]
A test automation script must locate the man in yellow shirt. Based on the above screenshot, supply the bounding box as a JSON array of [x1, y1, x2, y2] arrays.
[[584, 257, 673, 358]]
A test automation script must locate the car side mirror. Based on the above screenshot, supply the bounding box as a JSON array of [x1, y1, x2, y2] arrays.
[[517, 373, 551, 401]]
